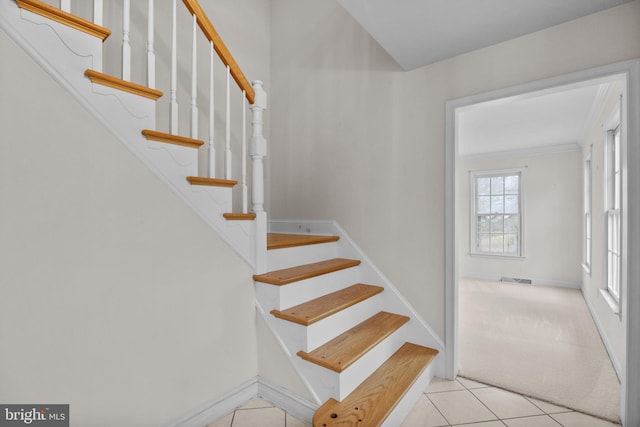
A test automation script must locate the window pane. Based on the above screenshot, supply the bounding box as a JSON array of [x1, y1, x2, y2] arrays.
[[491, 176, 504, 194], [477, 177, 491, 196], [504, 234, 518, 253], [477, 196, 490, 214], [504, 215, 519, 233], [490, 234, 504, 252], [491, 196, 504, 213], [490, 215, 504, 233], [478, 234, 491, 252], [478, 216, 490, 233], [504, 175, 519, 194], [504, 195, 518, 213]]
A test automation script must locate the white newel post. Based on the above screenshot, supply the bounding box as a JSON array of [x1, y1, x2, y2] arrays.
[[250, 80, 267, 273]]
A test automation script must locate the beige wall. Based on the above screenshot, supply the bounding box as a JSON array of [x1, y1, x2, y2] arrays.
[[457, 150, 583, 285], [269, 0, 640, 341], [0, 30, 257, 426], [582, 80, 626, 373]]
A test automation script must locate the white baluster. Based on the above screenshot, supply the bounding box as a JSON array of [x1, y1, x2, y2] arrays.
[[170, 0, 178, 134], [122, 0, 131, 81], [93, 0, 103, 26], [250, 80, 267, 213], [60, 0, 70, 13], [225, 65, 231, 180], [146, 0, 155, 88], [242, 91, 247, 213], [190, 13, 198, 139], [208, 41, 215, 178]]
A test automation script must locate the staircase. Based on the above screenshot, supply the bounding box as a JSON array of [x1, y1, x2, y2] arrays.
[[0, 1, 444, 425]]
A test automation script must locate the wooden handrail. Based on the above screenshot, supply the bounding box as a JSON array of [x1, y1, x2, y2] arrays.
[[182, 0, 255, 104]]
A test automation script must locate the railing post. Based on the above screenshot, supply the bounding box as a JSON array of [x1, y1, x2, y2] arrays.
[[170, 0, 178, 134], [249, 80, 266, 213], [93, 0, 103, 26], [208, 41, 215, 178], [250, 80, 267, 273], [60, 0, 70, 13]]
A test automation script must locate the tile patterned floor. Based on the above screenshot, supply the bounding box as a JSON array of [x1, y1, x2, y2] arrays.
[[206, 377, 621, 427]]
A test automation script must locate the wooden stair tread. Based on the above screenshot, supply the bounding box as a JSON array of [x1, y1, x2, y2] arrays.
[[141, 130, 203, 148], [16, 0, 111, 40], [253, 258, 361, 286], [85, 70, 162, 100], [187, 176, 237, 187], [313, 343, 439, 427], [223, 213, 256, 221], [297, 312, 409, 372], [271, 284, 383, 326], [267, 233, 340, 250]]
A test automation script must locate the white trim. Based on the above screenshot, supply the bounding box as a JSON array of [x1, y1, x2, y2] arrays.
[[584, 291, 622, 380], [161, 376, 317, 427], [446, 59, 640, 426], [161, 377, 258, 427], [461, 273, 581, 290], [460, 141, 581, 161], [600, 288, 621, 316], [257, 376, 317, 422]]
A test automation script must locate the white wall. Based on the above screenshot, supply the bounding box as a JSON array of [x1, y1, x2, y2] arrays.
[[457, 150, 583, 286], [582, 80, 626, 375], [269, 0, 640, 342], [0, 31, 257, 426]]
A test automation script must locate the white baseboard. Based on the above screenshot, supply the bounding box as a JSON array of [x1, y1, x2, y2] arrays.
[[461, 273, 581, 289], [163, 376, 317, 427], [582, 291, 623, 380]]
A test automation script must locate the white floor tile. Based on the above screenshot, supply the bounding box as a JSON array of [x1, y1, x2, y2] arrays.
[[427, 390, 497, 425], [525, 396, 573, 414], [237, 399, 274, 410], [206, 412, 234, 427], [285, 413, 311, 427], [231, 407, 285, 427], [425, 377, 466, 393], [453, 421, 504, 427], [471, 387, 543, 419], [503, 415, 562, 427], [457, 377, 490, 389], [401, 394, 449, 427], [550, 411, 620, 427]]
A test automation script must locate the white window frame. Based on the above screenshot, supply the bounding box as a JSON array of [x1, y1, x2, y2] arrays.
[[602, 98, 622, 314], [582, 145, 593, 274], [470, 168, 524, 258]]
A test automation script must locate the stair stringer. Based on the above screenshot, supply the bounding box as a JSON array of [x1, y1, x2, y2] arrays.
[[0, 0, 258, 268]]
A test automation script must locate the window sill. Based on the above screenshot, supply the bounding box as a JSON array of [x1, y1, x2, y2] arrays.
[[582, 263, 591, 275], [600, 289, 621, 317], [469, 252, 525, 260]]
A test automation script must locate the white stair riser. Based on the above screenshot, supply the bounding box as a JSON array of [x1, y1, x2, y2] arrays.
[[267, 242, 339, 271], [301, 323, 409, 402], [267, 295, 382, 355], [254, 267, 361, 311]]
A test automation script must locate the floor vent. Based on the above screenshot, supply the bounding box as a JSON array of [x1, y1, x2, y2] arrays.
[[500, 277, 532, 285]]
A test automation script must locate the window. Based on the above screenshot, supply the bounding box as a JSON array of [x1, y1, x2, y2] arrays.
[[605, 123, 621, 302], [471, 169, 523, 257], [583, 146, 592, 274]]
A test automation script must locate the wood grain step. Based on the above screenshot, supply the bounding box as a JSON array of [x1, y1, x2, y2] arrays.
[[297, 312, 409, 372], [141, 130, 203, 148], [17, 0, 111, 40], [267, 233, 340, 250], [313, 343, 439, 427], [271, 284, 383, 326], [186, 176, 237, 187], [253, 258, 361, 286], [223, 213, 256, 221], [85, 70, 162, 100]]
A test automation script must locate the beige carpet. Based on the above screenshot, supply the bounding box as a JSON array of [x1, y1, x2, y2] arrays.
[[458, 278, 621, 423]]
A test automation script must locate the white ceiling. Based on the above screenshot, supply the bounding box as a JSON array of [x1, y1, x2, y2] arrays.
[[336, 0, 633, 71], [457, 82, 610, 157]]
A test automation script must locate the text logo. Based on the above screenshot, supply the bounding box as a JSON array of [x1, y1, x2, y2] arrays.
[[0, 405, 68, 426]]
